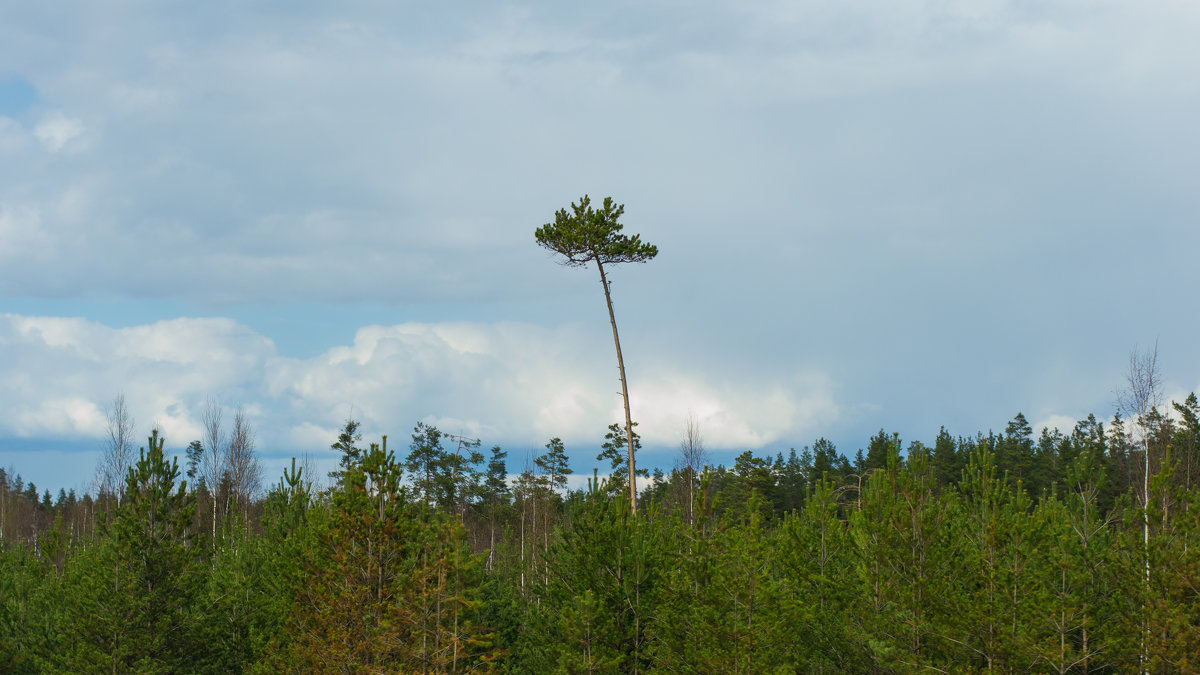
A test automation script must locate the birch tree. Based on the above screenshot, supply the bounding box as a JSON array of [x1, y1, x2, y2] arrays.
[[225, 406, 261, 526], [1117, 342, 1162, 674], [201, 397, 226, 539], [96, 393, 135, 505], [675, 412, 708, 527]]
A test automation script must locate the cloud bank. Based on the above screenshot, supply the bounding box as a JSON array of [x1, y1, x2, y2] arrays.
[[0, 312, 838, 474]]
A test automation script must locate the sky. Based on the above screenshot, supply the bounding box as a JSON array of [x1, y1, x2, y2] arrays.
[[2, 0, 1199, 496]]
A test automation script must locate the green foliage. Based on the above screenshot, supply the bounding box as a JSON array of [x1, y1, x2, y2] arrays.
[[537, 437, 572, 493], [650, 496, 785, 674], [850, 444, 959, 671], [401, 423, 487, 517], [534, 195, 658, 268], [810, 437, 849, 483], [597, 422, 645, 496], [0, 544, 46, 674], [328, 417, 364, 486], [772, 479, 866, 671], [185, 439, 205, 487], [11, 402, 1200, 672], [542, 492, 661, 674], [197, 529, 285, 673], [49, 429, 200, 673], [555, 589, 623, 674], [289, 437, 415, 669], [536, 194, 658, 513], [284, 436, 499, 672], [772, 448, 805, 515]]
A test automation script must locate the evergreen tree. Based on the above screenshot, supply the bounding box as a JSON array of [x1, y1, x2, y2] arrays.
[[289, 434, 497, 672], [858, 429, 897, 474], [719, 451, 775, 519], [1172, 392, 1200, 494], [1035, 425, 1070, 497], [406, 422, 449, 510], [185, 439, 205, 488], [536, 194, 659, 514], [482, 445, 511, 571], [931, 426, 960, 488], [1107, 413, 1135, 504], [651, 496, 780, 673], [810, 437, 842, 485], [328, 417, 364, 487], [536, 437, 572, 494], [773, 477, 865, 672], [543, 491, 661, 673], [1031, 493, 1112, 673], [0, 543, 46, 674], [1000, 412, 1035, 486], [597, 422, 645, 497], [56, 430, 200, 673], [850, 441, 959, 671], [774, 448, 806, 515]]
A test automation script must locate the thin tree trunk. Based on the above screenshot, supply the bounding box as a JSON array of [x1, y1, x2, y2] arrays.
[[1142, 434, 1150, 675], [488, 509, 496, 572], [520, 494, 526, 594], [596, 259, 638, 514]]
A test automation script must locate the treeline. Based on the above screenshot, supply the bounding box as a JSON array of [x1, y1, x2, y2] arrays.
[[2, 398, 1200, 673]]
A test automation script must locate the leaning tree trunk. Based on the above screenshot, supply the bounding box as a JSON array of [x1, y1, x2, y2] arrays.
[[597, 260, 638, 514]]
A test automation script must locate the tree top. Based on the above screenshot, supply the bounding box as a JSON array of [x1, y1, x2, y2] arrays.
[[535, 195, 658, 267]]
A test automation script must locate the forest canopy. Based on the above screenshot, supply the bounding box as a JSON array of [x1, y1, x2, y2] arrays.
[[2, 395, 1199, 672]]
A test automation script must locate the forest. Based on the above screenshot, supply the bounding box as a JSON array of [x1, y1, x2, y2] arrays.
[[1, 389, 1199, 674]]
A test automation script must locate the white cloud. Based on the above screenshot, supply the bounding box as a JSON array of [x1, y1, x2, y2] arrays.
[[0, 314, 839, 463], [0, 314, 273, 444], [1033, 414, 1077, 438], [13, 397, 105, 437], [623, 371, 837, 448], [33, 111, 84, 152]]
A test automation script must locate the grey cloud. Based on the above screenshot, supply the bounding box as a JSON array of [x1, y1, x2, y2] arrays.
[[2, 1, 1199, 483]]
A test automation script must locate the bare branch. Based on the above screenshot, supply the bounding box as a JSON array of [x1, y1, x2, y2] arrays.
[[226, 406, 261, 508], [1118, 340, 1162, 424], [96, 392, 135, 501], [201, 397, 226, 496], [674, 411, 709, 527]]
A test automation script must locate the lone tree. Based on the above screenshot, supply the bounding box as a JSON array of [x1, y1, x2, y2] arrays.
[[536, 195, 658, 514]]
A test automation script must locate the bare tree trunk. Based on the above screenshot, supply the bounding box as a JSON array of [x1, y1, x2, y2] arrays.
[[596, 259, 638, 514], [520, 479, 527, 595]]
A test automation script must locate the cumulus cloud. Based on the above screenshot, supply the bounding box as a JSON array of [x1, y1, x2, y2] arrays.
[[0, 314, 273, 443], [13, 397, 105, 438], [0, 314, 839, 469], [268, 320, 835, 452], [623, 371, 837, 448]]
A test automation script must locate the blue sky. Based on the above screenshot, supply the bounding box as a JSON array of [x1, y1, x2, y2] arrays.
[[3, 1, 1199, 495]]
